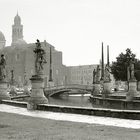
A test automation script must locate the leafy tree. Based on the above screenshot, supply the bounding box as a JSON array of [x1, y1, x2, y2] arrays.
[[111, 48, 140, 81]]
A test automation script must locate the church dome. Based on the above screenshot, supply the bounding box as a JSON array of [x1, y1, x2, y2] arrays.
[[15, 38, 27, 46], [14, 13, 21, 25], [0, 31, 5, 42]]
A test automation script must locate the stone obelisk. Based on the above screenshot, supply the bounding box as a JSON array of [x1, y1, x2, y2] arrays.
[[100, 42, 104, 82], [48, 45, 54, 87], [28, 39, 48, 109], [0, 54, 11, 100]]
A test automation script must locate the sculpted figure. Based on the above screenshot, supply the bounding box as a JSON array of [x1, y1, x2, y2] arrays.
[[104, 64, 111, 82], [0, 54, 6, 80], [34, 39, 47, 74], [92, 69, 96, 84], [95, 65, 101, 83], [128, 58, 135, 80]]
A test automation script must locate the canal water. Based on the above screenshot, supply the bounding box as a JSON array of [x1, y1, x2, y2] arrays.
[[48, 94, 92, 108]]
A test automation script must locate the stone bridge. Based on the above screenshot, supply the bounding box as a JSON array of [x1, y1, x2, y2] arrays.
[[44, 84, 93, 97]]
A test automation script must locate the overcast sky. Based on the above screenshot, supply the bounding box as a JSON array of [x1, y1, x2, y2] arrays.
[[0, 0, 140, 66]]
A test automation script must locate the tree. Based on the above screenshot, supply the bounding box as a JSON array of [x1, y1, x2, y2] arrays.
[[111, 48, 140, 81]]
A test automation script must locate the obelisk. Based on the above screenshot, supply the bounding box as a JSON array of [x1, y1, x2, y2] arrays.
[[48, 45, 54, 87]]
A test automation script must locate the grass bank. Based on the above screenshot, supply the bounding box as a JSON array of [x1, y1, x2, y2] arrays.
[[0, 112, 139, 140]]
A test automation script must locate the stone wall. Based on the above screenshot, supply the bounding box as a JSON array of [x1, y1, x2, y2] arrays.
[[1, 100, 140, 120], [90, 96, 140, 110]]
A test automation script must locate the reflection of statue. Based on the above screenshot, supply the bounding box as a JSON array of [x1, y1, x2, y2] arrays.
[[104, 64, 111, 82], [128, 58, 135, 80], [34, 39, 47, 74], [0, 54, 6, 80], [92, 69, 96, 84], [95, 65, 101, 83]]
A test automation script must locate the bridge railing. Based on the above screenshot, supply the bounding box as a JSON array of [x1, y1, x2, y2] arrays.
[[45, 84, 93, 91]]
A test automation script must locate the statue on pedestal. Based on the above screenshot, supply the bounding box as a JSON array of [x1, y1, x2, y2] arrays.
[[34, 39, 47, 75], [92, 69, 96, 84], [28, 39, 48, 109], [0, 54, 6, 80], [104, 64, 111, 82], [95, 65, 101, 83], [128, 58, 135, 81]]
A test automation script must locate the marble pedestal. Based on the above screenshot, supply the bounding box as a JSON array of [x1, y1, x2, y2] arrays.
[[0, 80, 10, 100], [102, 81, 112, 98], [27, 75, 48, 110], [126, 80, 137, 101], [92, 83, 101, 95]]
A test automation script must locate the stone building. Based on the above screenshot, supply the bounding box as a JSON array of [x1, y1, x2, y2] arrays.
[[0, 13, 107, 88], [0, 13, 67, 88], [67, 65, 97, 85]]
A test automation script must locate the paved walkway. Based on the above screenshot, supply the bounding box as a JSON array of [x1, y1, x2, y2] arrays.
[[0, 104, 140, 129]]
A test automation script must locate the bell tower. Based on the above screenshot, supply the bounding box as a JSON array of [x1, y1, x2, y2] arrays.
[[12, 13, 23, 46]]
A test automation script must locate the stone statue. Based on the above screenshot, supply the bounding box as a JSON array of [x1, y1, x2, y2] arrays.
[[95, 65, 101, 83], [0, 54, 6, 80], [104, 64, 111, 82], [92, 69, 96, 84], [128, 58, 135, 80], [34, 39, 47, 74]]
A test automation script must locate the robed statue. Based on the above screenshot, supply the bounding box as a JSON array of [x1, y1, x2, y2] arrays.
[[34, 39, 47, 75], [127, 58, 135, 81], [0, 54, 6, 80], [104, 64, 111, 82], [92, 69, 96, 84], [95, 65, 101, 83]]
